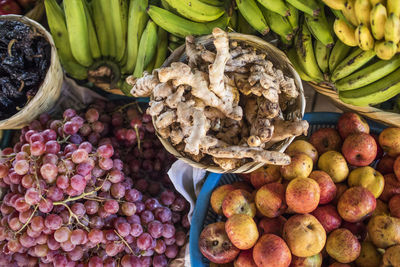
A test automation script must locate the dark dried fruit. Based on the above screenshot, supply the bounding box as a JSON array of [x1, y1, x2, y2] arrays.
[[0, 20, 51, 120]]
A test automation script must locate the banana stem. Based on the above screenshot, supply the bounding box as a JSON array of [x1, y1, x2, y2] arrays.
[[88, 60, 122, 90]]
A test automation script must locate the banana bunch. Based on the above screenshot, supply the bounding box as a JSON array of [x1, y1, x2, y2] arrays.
[[327, 0, 400, 60], [45, 0, 201, 95]]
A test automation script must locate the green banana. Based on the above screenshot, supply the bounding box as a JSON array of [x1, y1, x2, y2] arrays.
[[169, 42, 181, 51], [261, 6, 293, 40], [198, 0, 224, 6], [122, 0, 148, 74], [388, 0, 400, 17], [286, 3, 299, 31], [168, 34, 183, 43], [295, 25, 324, 81], [339, 67, 400, 106], [331, 9, 350, 25], [336, 54, 400, 91], [235, 0, 270, 35], [237, 11, 257, 34], [331, 48, 376, 81], [63, 0, 93, 67], [286, 48, 313, 81], [385, 13, 400, 44], [110, 0, 128, 62], [256, 0, 290, 16], [315, 39, 331, 74], [147, 5, 229, 38], [83, 1, 101, 60], [44, 0, 87, 79], [163, 0, 225, 22], [286, 0, 320, 16], [91, 0, 109, 57], [305, 7, 334, 47], [134, 21, 158, 78], [370, 3, 387, 40], [329, 40, 353, 72], [154, 28, 169, 69], [99, 0, 116, 59], [229, 9, 238, 31]]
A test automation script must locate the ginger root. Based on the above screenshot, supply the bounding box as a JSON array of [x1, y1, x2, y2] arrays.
[[128, 71, 159, 97]]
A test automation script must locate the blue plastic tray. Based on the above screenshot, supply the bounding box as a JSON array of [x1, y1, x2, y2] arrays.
[[189, 112, 387, 267]]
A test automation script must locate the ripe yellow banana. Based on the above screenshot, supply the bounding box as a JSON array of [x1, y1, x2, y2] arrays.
[[370, 3, 387, 40], [163, 0, 225, 22], [334, 18, 358, 46], [388, 0, 400, 17], [321, 0, 346, 10], [355, 0, 372, 26], [385, 13, 400, 44], [63, 0, 93, 67], [331, 48, 376, 81], [343, 0, 359, 26], [235, 0, 270, 35], [355, 24, 375, 50], [44, 0, 87, 79], [375, 40, 398, 60], [370, 0, 386, 5]]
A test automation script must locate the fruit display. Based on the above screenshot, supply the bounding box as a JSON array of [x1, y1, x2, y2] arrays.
[[0, 101, 190, 266], [129, 28, 308, 171], [198, 112, 400, 266], [0, 19, 50, 120]]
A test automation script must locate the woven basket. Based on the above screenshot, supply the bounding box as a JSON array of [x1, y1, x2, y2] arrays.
[[309, 82, 400, 127], [152, 33, 306, 174], [0, 15, 63, 129]]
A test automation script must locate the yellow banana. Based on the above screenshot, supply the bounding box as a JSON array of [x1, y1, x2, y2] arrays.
[[334, 18, 358, 46], [63, 0, 93, 67], [343, 0, 359, 26], [355, 0, 372, 26], [163, 0, 225, 22], [111, 0, 128, 62], [370, 3, 387, 40], [370, 0, 386, 5], [355, 24, 375, 50], [375, 40, 398, 60], [122, 0, 148, 74], [385, 13, 400, 43], [321, 0, 346, 10], [388, 0, 400, 17], [134, 21, 158, 78], [44, 0, 87, 79], [236, 0, 270, 35]]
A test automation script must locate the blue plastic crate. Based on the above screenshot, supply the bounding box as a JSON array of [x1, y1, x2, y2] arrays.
[[189, 112, 387, 267]]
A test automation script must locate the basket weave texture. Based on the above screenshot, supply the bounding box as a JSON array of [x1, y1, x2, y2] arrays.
[[0, 15, 63, 129], [152, 33, 306, 173]]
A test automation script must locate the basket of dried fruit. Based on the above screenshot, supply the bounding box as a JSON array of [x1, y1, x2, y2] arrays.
[[128, 29, 307, 173], [0, 15, 62, 129]]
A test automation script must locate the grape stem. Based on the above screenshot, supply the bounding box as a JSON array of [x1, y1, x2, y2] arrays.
[[15, 205, 38, 235], [113, 229, 134, 255], [56, 202, 89, 231]]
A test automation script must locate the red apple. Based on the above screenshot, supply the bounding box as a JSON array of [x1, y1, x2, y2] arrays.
[[341, 221, 367, 242], [309, 170, 337, 205], [378, 155, 395, 175], [234, 249, 257, 267], [337, 112, 370, 139], [380, 173, 400, 202], [393, 155, 400, 182], [342, 133, 377, 166], [332, 183, 348, 206], [222, 189, 256, 218], [372, 134, 383, 160], [310, 128, 342, 155], [286, 178, 320, 214], [311, 205, 342, 233], [389, 195, 400, 218], [258, 216, 287, 236], [255, 183, 287, 218], [379, 127, 400, 157], [250, 165, 281, 189], [253, 234, 292, 267], [337, 186, 376, 223]]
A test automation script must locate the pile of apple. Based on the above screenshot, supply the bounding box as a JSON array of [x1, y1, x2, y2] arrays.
[[199, 113, 400, 267]]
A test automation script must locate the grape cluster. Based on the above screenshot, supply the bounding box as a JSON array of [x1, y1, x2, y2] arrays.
[[0, 101, 189, 267]]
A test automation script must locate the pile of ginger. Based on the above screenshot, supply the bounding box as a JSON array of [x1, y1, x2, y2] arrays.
[[127, 28, 309, 171]]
